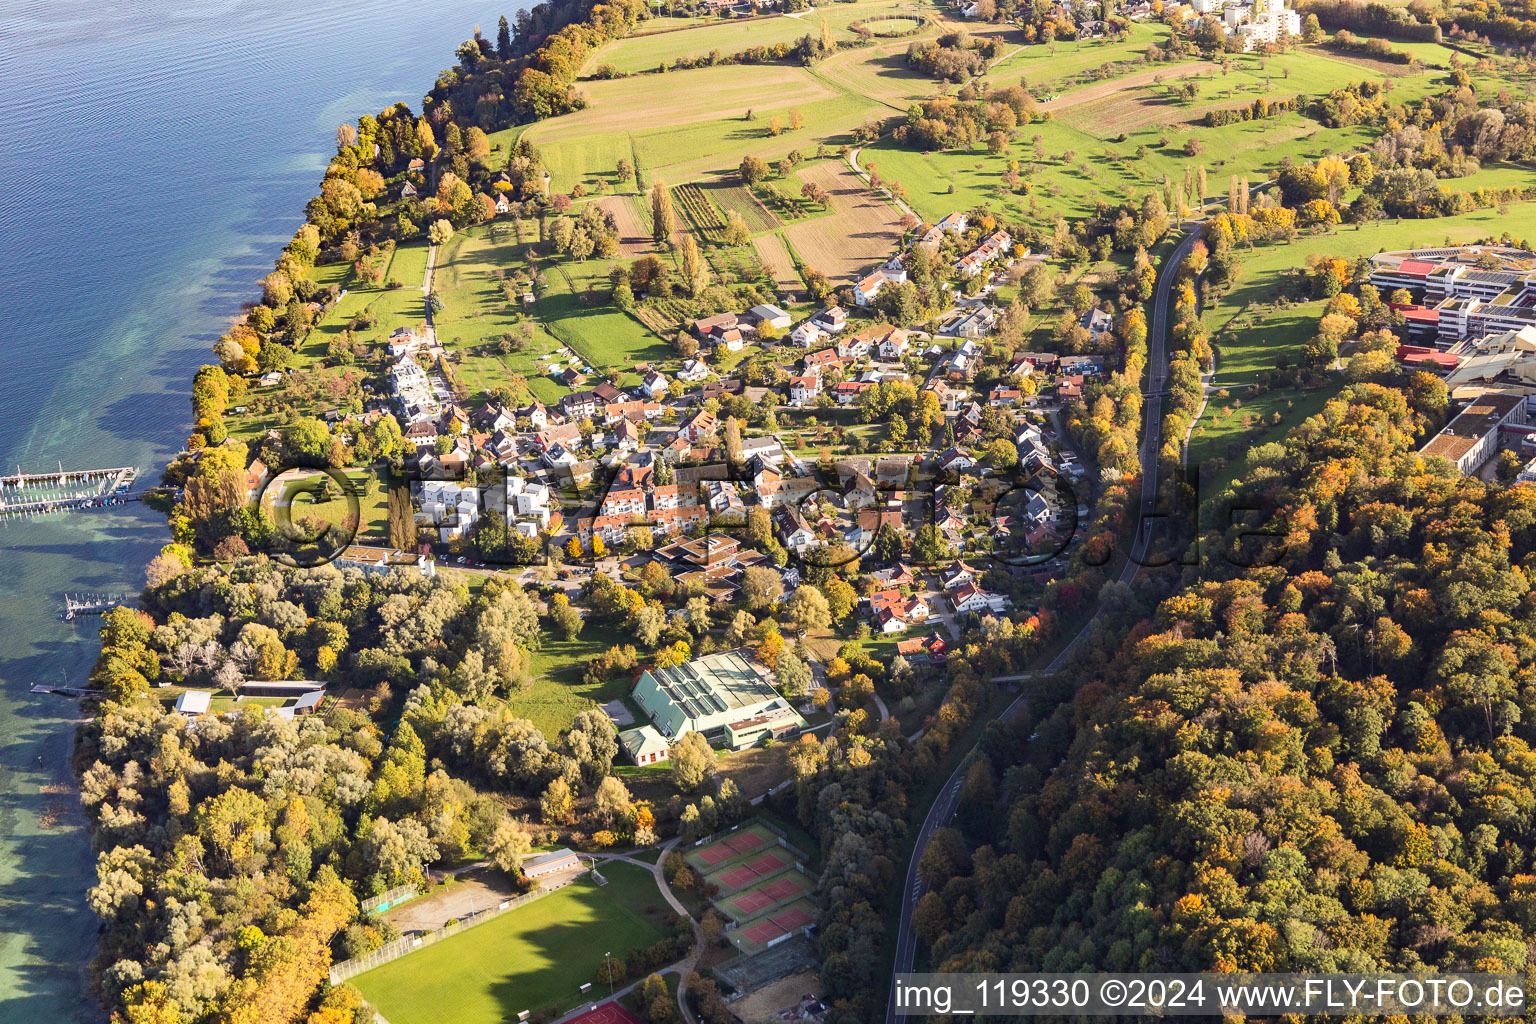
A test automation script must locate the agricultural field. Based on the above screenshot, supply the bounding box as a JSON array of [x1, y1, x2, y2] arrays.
[[672, 182, 728, 243], [704, 181, 781, 234], [810, 37, 952, 110], [596, 193, 657, 257], [784, 160, 905, 282], [351, 864, 672, 1024], [524, 64, 873, 191], [585, 0, 927, 75], [752, 232, 805, 296]]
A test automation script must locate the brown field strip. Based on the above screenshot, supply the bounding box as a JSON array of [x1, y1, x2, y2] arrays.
[[784, 161, 905, 284], [753, 233, 804, 297], [598, 195, 655, 258]]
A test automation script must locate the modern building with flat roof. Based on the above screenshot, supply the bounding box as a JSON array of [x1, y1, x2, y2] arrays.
[[631, 649, 805, 744], [1419, 391, 1527, 474]]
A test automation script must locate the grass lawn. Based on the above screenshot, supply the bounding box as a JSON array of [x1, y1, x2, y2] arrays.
[[1188, 383, 1340, 499], [261, 468, 389, 543], [351, 863, 671, 1024], [538, 257, 673, 377], [525, 64, 880, 192], [506, 621, 638, 737], [980, 22, 1177, 90], [587, 0, 933, 75]]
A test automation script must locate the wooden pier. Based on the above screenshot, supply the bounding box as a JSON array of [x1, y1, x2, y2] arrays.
[[0, 465, 141, 517], [63, 594, 126, 620], [30, 684, 97, 699]]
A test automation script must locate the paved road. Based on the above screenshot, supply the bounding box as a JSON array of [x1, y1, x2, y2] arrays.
[[884, 226, 1202, 1022]]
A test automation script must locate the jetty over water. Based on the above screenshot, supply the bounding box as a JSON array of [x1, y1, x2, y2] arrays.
[[63, 594, 126, 620], [0, 465, 140, 517]]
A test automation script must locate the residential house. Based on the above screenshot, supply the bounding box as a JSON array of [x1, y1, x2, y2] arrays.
[[934, 446, 976, 474], [561, 391, 601, 421], [678, 358, 709, 382], [951, 582, 1009, 615], [473, 402, 515, 434], [939, 561, 978, 590], [937, 211, 968, 234], [879, 328, 912, 361], [924, 378, 964, 412], [955, 229, 1013, 278], [804, 348, 843, 373], [989, 386, 1022, 407], [691, 313, 741, 340], [790, 321, 826, 348], [833, 379, 877, 405], [541, 443, 578, 469], [773, 505, 816, 553], [789, 374, 821, 406], [1058, 355, 1106, 377], [602, 400, 662, 425], [1081, 308, 1114, 336], [680, 409, 719, 443], [705, 480, 745, 520], [853, 269, 888, 306], [811, 306, 848, 333], [641, 370, 668, 399], [611, 418, 640, 452]]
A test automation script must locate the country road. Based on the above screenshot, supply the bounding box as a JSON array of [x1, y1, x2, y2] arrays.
[[884, 226, 1202, 1021]]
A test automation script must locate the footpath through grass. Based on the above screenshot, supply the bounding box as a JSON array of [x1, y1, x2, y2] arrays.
[[351, 863, 671, 1024]]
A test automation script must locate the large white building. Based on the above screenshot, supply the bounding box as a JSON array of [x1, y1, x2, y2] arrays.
[[1370, 247, 1536, 345], [1193, 0, 1301, 49], [630, 649, 806, 749]]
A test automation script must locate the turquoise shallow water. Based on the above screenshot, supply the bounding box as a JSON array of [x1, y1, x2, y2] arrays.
[[0, 3, 503, 1017]]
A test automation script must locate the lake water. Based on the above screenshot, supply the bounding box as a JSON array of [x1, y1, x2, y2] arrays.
[[0, 3, 504, 1018]]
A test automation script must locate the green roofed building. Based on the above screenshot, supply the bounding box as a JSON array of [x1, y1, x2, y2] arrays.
[[631, 649, 806, 747]]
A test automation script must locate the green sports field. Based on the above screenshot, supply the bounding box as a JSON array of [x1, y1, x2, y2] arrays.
[[351, 864, 672, 1024]]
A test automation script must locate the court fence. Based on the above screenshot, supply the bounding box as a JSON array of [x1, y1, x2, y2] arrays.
[[329, 871, 585, 985]]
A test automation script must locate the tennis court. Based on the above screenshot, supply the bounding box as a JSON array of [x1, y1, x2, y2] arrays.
[[760, 875, 805, 902], [705, 848, 794, 895], [717, 864, 759, 890], [734, 898, 818, 951], [686, 821, 780, 874], [718, 868, 815, 924], [567, 1003, 644, 1024], [731, 889, 776, 915]]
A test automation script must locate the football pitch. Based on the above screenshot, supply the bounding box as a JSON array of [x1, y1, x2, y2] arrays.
[[351, 864, 672, 1024]]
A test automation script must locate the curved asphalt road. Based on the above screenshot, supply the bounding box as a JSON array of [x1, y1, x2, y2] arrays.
[[884, 226, 1203, 1021]]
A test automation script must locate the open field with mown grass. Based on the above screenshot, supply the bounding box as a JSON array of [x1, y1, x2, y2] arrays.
[[506, 621, 640, 737], [526, 64, 858, 189], [351, 864, 671, 1024], [536, 257, 673, 380], [584, 0, 926, 75]]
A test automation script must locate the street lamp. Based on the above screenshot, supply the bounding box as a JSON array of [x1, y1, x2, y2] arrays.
[[605, 951, 615, 997]]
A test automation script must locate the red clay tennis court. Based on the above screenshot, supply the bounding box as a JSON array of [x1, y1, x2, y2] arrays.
[[761, 875, 804, 901], [731, 889, 776, 914], [717, 864, 758, 889], [746, 851, 786, 875], [694, 842, 735, 866], [771, 905, 814, 930], [566, 1002, 644, 1024], [724, 830, 768, 854], [741, 919, 788, 945]]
